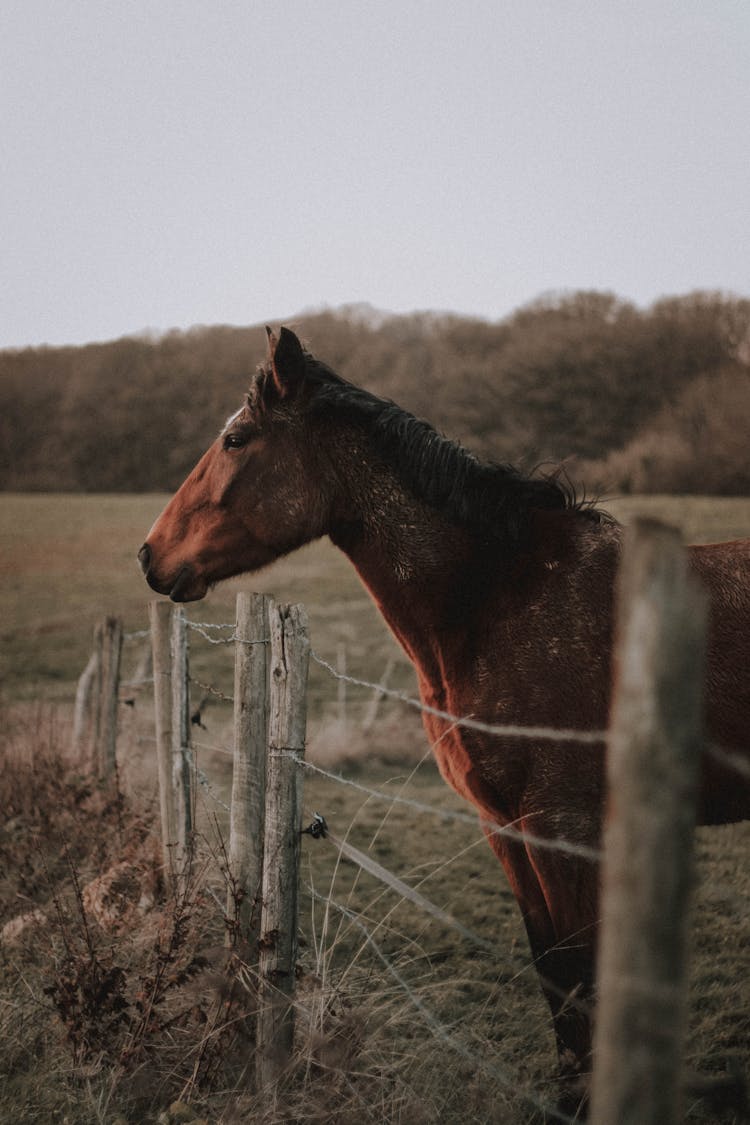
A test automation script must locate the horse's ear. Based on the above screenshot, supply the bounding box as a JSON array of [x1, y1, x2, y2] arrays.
[[267, 326, 306, 399]]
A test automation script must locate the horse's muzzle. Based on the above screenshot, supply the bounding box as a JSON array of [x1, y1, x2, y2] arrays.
[[138, 543, 205, 602]]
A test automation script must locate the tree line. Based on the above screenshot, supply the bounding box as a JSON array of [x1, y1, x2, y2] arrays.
[[1, 290, 749, 495]]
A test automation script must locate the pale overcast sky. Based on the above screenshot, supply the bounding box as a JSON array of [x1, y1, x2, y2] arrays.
[[1, 1, 748, 348]]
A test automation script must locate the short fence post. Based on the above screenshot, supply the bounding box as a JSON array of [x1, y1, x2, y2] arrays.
[[72, 649, 99, 767], [97, 616, 123, 780], [74, 617, 123, 777], [228, 592, 271, 945], [591, 519, 707, 1125], [150, 601, 192, 892], [256, 603, 309, 1095]]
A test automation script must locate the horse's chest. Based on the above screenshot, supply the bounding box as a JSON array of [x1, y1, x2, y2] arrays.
[[424, 713, 523, 826]]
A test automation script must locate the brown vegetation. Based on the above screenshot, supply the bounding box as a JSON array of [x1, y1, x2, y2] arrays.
[[2, 698, 748, 1124], [2, 290, 749, 496]]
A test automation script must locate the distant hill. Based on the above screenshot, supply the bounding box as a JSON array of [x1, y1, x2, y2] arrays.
[[2, 290, 749, 495]]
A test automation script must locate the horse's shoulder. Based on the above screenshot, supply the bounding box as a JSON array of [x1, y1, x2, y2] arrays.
[[689, 535, 750, 563], [688, 537, 750, 629]]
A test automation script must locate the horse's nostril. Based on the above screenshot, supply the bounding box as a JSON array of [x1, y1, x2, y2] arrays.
[[137, 543, 151, 574]]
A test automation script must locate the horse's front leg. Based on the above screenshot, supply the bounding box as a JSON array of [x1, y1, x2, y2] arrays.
[[486, 829, 597, 1119], [534, 938, 595, 1120], [527, 844, 601, 1120]]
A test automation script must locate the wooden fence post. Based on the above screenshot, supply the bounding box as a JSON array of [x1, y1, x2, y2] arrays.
[[171, 605, 194, 887], [149, 601, 192, 892], [72, 617, 122, 777], [228, 592, 271, 945], [72, 649, 99, 766], [256, 603, 309, 1094], [591, 519, 707, 1125], [150, 601, 177, 884], [97, 616, 123, 780]]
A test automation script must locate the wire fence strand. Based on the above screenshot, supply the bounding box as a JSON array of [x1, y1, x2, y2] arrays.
[[181, 618, 750, 785], [310, 649, 609, 746], [301, 758, 602, 862]]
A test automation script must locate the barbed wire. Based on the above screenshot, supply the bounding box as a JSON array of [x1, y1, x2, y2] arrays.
[[112, 623, 750, 886], [301, 758, 602, 863], [123, 628, 151, 641], [181, 617, 750, 782], [185, 617, 269, 648], [310, 649, 608, 746], [146, 616, 750, 815], [174, 625, 748, 857], [190, 676, 235, 705], [185, 620, 239, 645]]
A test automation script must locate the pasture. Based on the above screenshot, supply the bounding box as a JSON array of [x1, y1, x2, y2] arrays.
[[1, 492, 749, 1123]]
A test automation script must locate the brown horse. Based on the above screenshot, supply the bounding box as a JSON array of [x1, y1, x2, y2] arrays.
[[139, 326, 750, 1113]]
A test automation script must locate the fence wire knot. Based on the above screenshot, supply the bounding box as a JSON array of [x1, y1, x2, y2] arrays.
[[301, 812, 328, 839]]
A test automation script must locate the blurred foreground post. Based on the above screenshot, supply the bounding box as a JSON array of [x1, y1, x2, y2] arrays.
[[591, 519, 707, 1125], [256, 603, 309, 1095]]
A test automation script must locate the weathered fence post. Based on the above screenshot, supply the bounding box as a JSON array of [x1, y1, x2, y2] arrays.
[[171, 606, 194, 887], [256, 603, 309, 1094], [149, 601, 193, 892], [97, 616, 123, 780], [591, 519, 707, 1125], [72, 649, 99, 766], [72, 617, 122, 777], [228, 592, 271, 945]]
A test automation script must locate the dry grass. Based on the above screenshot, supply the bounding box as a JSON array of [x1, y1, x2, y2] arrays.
[[0, 707, 554, 1124], [2, 702, 748, 1123]]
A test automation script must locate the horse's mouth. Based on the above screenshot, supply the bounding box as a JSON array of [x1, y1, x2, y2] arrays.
[[167, 566, 201, 602], [139, 546, 207, 603]]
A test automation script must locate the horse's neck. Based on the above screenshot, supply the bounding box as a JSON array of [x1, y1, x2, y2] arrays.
[[329, 486, 474, 692]]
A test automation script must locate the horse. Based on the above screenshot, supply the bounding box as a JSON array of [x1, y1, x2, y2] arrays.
[[139, 325, 750, 1115]]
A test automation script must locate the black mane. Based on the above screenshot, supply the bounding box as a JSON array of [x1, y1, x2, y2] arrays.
[[267, 353, 605, 547]]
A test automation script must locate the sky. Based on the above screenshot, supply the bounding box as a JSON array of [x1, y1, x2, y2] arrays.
[[1, 1, 748, 349]]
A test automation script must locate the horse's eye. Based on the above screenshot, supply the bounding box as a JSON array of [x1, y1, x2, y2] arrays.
[[223, 432, 248, 451]]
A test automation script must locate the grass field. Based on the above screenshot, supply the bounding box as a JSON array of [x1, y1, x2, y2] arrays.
[[1, 492, 749, 1123], [3, 491, 750, 700]]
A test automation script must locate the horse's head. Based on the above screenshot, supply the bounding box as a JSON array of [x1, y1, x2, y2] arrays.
[[139, 327, 333, 601]]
